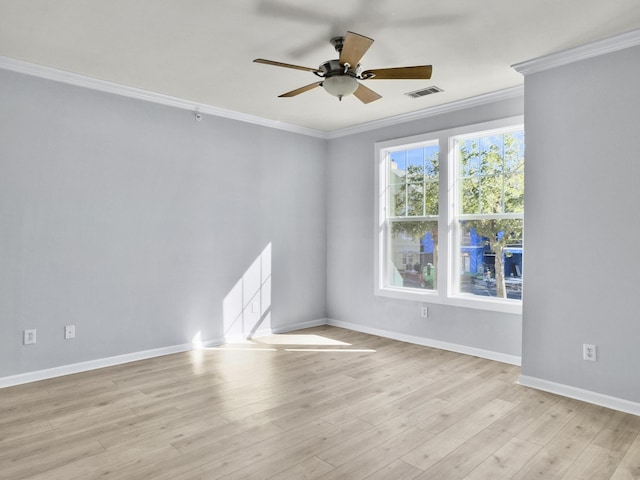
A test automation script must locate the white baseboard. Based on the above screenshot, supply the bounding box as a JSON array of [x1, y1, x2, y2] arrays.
[[0, 337, 224, 389], [326, 318, 522, 366], [519, 375, 640, 417], [271, 318, 329, 334]]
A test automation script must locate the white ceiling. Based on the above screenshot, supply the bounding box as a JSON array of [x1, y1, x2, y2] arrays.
[[1, 0, 639, 133]]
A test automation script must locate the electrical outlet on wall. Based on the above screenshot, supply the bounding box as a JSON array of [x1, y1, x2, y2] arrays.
[[23, 329, 36, 345], [64, 325, 75, 339], [583, 344, 597, 361], [421, 306, 429, 318]]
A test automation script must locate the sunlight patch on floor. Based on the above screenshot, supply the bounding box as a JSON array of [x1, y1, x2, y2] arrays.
[[204, 332, 376, 353], [283, 348, 376, 353], [254, 334, 351, 346]]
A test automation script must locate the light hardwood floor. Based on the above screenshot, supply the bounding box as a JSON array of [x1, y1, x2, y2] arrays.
[[1, 325, 639, 479]]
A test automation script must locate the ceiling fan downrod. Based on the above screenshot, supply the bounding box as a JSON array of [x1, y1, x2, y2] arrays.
[[330, 36, 345, 54]]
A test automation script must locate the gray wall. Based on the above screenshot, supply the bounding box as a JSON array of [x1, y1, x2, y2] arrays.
[[6, 40, 637, 408], [325, 96, 525, 359], [0, 69, 327, 377], [521, 45, 640, 402]]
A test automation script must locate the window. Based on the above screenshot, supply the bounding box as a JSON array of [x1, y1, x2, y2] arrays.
[[386, 142, 439, 290], [375, 117, 524, 313], [452, 128, 524, 301]]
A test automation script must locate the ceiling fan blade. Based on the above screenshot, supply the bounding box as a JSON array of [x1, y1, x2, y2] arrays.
[[278, 81, 323, 98], [353, 82, 382, 104], [254, 58, 322, 73], [362, 65, 433, 80], [339, 31, 374, 67]]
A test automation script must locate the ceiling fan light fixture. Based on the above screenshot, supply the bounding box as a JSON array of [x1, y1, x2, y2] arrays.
[[322, 75, 358, 100]]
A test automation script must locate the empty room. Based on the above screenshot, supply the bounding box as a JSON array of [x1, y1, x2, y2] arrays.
[[1, 1, 640, 478]]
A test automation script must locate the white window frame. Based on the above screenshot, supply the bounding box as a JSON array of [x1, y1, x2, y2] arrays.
[[374, 116, 524, 314]]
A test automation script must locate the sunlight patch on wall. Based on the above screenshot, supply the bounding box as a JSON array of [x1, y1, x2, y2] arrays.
[[223, 243, 272, 340], [191, 331, 204, 348]]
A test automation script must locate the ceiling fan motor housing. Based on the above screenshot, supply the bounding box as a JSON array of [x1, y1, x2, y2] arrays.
[[318, 60, 357, 76], [318, 60, 358, 99]]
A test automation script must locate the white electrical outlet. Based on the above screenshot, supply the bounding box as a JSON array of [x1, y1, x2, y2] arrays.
[[64, 325, 75, 339], [421, 306, 429, 318], [583, 344, 597, 361], [23, 329, 36, 345]]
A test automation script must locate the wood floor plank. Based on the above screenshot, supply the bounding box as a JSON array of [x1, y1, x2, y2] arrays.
[[314, 445, 410, 480], [355, 382, 452, 426], [0, 440, 105, 480], [20, 444, 182, 480], [1, 325, 638, 480], [266, 456, 334, 480], [416, 380, 514, 436], [462, 437, 542, 480], [317, 415, 433, 468], [402, 398, 517, 470], [610, 432, 640, 480], [562, 443, 629, 480], [415, 427, 514, 479], [363, 459, 423, 480], [516, 396, 585, 446], [511, 403, 616, 480]]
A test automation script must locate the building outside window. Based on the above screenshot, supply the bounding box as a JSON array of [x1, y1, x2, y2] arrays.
[[375, 117, 524, 313]]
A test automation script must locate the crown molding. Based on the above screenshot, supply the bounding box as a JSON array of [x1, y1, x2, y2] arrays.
[[1, 55, 524, 140], [0, 56, 328, 139], [512, 28, 640, 75], [327, 86, 524, 139]]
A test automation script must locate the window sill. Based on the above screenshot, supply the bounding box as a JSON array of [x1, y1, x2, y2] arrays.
[[445, 294, 522, 315], [375, 287, 522, 315]]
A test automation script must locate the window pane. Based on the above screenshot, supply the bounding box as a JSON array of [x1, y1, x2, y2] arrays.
[[458, 130, 524, 215], [475, 174, 505, 214], [460, 170, 505, 214], [389, 145, 439, 218], [504, 173, 524, 213], [389, 154, 405, 185], [406, 147, 424, 173], [388, 220, 438, 290], [424, 147, 439, 179], [389, 181, 405, 216], [424, 180, 438, 215], [406, 182, 424, 216], [458, 219, 523, 300]]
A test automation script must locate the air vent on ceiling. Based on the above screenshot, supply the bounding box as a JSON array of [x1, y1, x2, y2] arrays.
[[405, 86, 443, 98]]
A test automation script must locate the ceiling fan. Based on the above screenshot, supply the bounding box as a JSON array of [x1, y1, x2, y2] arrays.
[[254, 31, 432, 103]]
